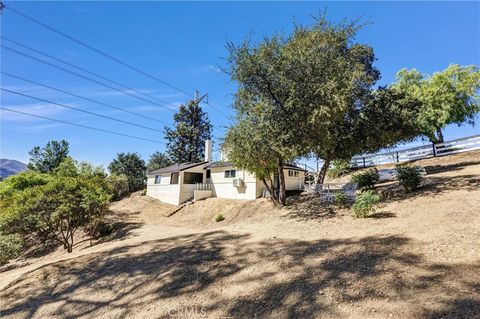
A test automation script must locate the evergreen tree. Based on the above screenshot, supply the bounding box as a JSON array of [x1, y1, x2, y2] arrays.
[[164, 100, 212, 163]]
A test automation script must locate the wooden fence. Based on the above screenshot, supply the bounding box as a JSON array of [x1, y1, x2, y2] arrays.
[[350, 134, 480, 168]]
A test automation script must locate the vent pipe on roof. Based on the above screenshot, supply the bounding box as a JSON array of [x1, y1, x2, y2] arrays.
[[205, 139, 212, 163]]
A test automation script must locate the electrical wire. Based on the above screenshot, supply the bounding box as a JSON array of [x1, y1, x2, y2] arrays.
[[0, 107, 164, 144]]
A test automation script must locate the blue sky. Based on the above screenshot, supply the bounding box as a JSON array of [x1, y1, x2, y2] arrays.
[[1, 1, 479, 167]]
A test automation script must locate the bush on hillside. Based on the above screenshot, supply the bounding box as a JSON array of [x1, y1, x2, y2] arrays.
[[396, 165, 422, 192], [327, 159, 351, 179], [351, 168, 379, 190], [106, 174, 130, 200], [215, 214, 225, 222], [352, 190, 380, 218], [0, 233, 23, 265], [334, 192, 349, 207], [1, 176, 111, 253], [0, 171, 51, 199]]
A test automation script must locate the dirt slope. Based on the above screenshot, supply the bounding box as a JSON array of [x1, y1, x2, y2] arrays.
[[0, 151, 479, 319]]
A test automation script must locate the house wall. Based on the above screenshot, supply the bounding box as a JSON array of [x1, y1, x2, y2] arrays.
[[146, 173, 181, 205], [209, 166, 259, 200], [146, 164, 208, 206]]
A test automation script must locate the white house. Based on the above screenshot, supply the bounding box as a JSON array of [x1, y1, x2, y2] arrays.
[[146, 140, 306, 205]]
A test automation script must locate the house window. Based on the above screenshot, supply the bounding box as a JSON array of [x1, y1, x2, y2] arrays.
[[183, 172, 203, 184], [154, 175, 162, 184], [206, 169, 211, 179], [170, 172, 179, 184], [224, 170, 236, 178], [288, 170, 299, 177]]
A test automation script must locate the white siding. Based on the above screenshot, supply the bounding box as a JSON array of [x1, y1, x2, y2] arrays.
[[146, 163, 208, 205], [209, 166, 259, 200], [284, 169, 305, 190]]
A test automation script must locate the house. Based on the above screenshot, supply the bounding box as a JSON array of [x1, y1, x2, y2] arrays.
[[146, 140, 306, 205]]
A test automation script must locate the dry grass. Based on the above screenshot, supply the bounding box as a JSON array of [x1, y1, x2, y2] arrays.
[[0, 151, 479, 319]]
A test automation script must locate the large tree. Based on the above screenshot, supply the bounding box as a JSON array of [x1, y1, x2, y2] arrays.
[[393, 64, 480, 143], [226, 15, 423, 192], [108, 153, 146, 192], [164, 100, 212, 163], [27, 140, 69, 173]]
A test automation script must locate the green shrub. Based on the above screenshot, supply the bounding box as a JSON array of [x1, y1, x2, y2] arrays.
[[0, 234, 23, 265], [1, 176, 111, 253], [0, 171, 51, 199], [327, 159, 350, 179], [351, 168, 379, 190], [396, 165, 422, 192], [352, 190, 380, 218], [106, 174, 130, 200], [215, 214, 225, 222], [334, 192, 348, 207]]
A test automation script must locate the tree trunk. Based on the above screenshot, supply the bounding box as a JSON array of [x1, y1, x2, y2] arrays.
[[436, 127, 444, 144], [317, 157, 331, 185], [277, 160, 286, 206], [261, 177, 280, 206]]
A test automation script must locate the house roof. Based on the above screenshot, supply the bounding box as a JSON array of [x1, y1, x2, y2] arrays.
[[148, 162, 207, 175], [205, 161, 306, 171]]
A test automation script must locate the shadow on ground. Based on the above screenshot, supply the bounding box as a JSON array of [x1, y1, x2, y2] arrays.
[[1, 231, 478, 319], [284, 194, 345, 222], [379, 173, 479, 203]]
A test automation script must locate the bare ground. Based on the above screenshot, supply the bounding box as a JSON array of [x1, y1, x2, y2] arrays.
[[0, 151, 479, 319]]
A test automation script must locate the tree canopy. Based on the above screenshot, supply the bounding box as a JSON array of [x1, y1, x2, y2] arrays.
[[27, 140, 70, 173], [225, 15, 421, 196], [393, 64, 480, 143], [108, 153, 146, 192]]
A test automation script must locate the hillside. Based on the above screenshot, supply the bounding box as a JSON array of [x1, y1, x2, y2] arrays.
[[0, 151, 479, 318], [0, 159, 27, 179]]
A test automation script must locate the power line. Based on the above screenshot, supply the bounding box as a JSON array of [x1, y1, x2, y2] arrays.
[[1, 88, 167, 133], [0, 107, 164, 144], [2, 71, 164, 123], [1, 36, 179, 109], [5, 4, 194, 98], [2, 45, 177, 113]]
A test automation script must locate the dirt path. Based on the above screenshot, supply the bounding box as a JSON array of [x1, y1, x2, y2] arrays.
[[0, 153, 479, 318]]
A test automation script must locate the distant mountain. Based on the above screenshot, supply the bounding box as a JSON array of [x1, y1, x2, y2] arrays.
[[0, 159, 28, 179]]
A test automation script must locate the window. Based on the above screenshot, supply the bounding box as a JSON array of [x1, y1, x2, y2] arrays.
[[170, 172, 179, 184], [288, 170, 299, 177], [224, 170, 236, 178], [183, 172, 203, 184], [154, 175, 162, 184], [206, 169, 211, 179]]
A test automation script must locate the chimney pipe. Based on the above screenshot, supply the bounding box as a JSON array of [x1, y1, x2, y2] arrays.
[[205, 139, 212, 163]]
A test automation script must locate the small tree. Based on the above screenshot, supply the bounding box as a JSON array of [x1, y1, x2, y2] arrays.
[[147, 152, 172, 171], [27, 140, 70, 173], [108, 153, 146, 192], [224, 117, 282, 206], [1, 176, 111, 252], [393, 64, 480, 143], [165, 100, 212, 163]]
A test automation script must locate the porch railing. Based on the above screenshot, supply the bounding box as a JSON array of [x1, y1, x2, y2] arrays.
[[195, 183, 213, 191]]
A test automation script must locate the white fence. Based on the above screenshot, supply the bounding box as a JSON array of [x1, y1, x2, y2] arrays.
[[350, 134, 480, 168]]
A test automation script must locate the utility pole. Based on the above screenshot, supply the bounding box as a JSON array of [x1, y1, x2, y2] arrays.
[[193, 90, 208, 105]]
